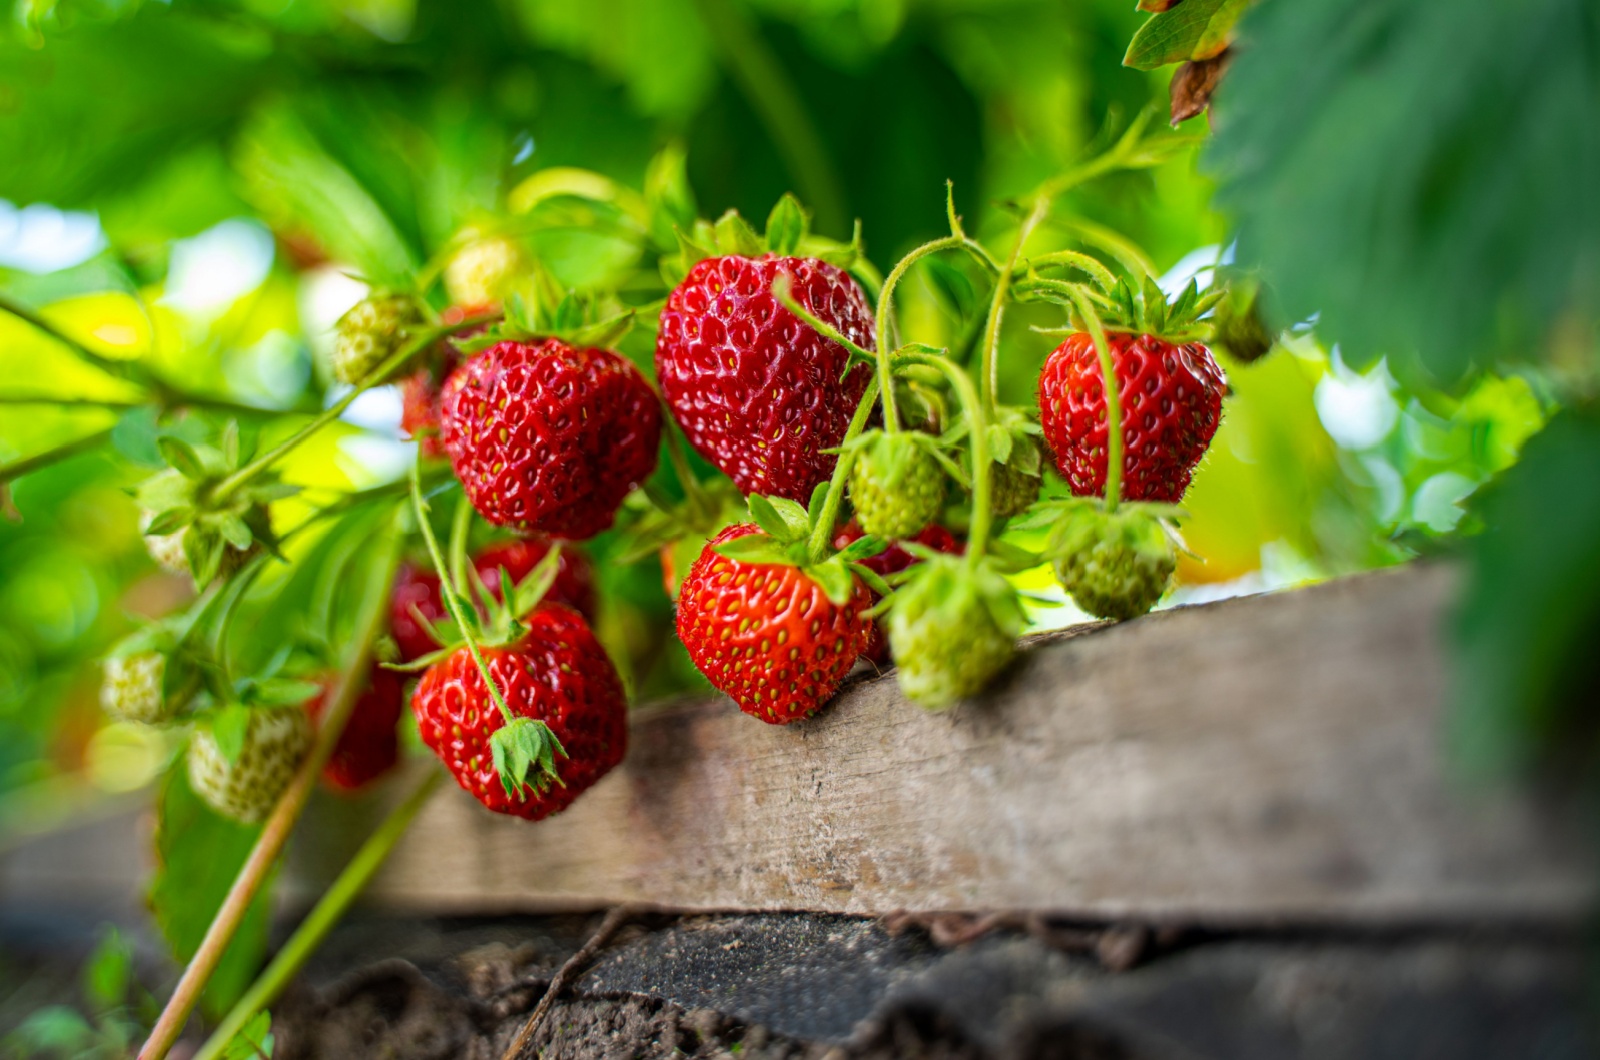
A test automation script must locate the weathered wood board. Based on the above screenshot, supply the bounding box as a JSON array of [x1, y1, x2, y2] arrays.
[[360, 563, 1592, 923]]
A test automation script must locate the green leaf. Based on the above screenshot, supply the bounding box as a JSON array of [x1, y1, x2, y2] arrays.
[[5, 1007, 95, 1055], [711, 534, 792, 566], [216, 512, 254, 551], [713, 209, 763, 258], [221, 1011, 276, 1060], [489, 717, 566, 800], [1452, 410, 1600, 779], [149, 763, 273, 1017], [764, 193, 808, 256], [83, 927, 132, 1011], [158, 436, 206, 479], [1124, 0, 1248, 70], [986, 424, 1013, 466], [144, 507, 195, 537], [246, 678, 322, 707], [1208, 0, 1600, 381], [209, 703, 252, 764], [747, 495, 810, 542]]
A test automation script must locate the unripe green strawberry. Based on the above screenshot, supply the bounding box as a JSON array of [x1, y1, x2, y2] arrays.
[[884, 553, 1021, 709], [101, 651, 172, 724], [188, 707, 312, 823], [331, 293, 422, 385], [848, 431, 946, 541], [1049, 507, 1175, 621], [141, 510, 190, 576], [444, 232, 528, 310], [990, 438, 1043, 520]]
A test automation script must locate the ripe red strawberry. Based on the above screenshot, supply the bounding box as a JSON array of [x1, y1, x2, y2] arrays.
[[400, 353, 459, 460], [833, 520, 963, 665], [1038, 332, 1226, 502], [410, 604, 627, 819], [440, 339, 661, 539], [656, 255, 874, 501], [676, 524, 873, 724], [390, 539, 597, 662], [305, 666, 404, 792]]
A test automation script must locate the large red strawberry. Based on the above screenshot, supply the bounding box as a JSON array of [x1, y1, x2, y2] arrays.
[[306, 665, 404, 792], [656, 255, 874, 501], [411, 604, 627, 819], [440, 339, 661, 539], [390, 539, 597, 663], [833, 520, 963, 665], [1038, 331, 1226, 502], [676, 523, 873, 724]]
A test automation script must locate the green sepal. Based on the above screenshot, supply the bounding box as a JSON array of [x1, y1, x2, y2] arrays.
[[207, 703, 253, 766], [143, 506, 194, 536], [158, 436, 206, 479], [490, 716, 567, 801], [711, 532, 794, 566], [808, 558, 856, 607], [714, 209, 764, 257], [747, 495, 811, 544], [849, 563, 893, 598], [765, 194, 809, 257], [511, 544, 565, 618], [835, 531, 888, 564]]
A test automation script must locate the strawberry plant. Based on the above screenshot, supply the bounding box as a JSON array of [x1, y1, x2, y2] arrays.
[[0, 0, 1583, 1055]]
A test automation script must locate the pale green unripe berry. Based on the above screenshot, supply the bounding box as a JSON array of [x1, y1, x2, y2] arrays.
[[332, 295, 421, 385], [850, 440, 945, 541], [1052, 511, 1175, 621], [444, 234, 528, 310], [101, 652, 172, 724], [188, 707, 312, 823]]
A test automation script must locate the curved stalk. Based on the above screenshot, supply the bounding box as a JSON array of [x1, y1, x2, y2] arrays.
[[0, 428, 114, 485], [894, 351, 993, 561], [805, 377, 880, 563], [138, 516, 404, 1060], [191, 769, 444, 1060], [1063, 287, 1123, 511], [979, 199, 1047, 413], [211, 315, 494, 503]]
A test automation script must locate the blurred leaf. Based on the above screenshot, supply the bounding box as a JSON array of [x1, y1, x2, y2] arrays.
[[149, 761, 273, 1017], [82, 926, 132, 1011], [1209, 0, 1600, 382], [1452, 408, 1600, 778], [5, 1006, 95, 1056], [222, 1011, 276, 1060], [0, 11, 273, 207], [1124, 0, 1247, 70]]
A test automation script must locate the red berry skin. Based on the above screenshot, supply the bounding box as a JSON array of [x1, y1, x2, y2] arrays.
[[1038, 332, 1227, 503], [656, 255, 875, 501], [440, 339, 662, 539], [389, 540, 598, 663], [676, 524, 873, 724], [306, 666, 404, 792], [410, 605, 628, 820], [833, 520, 964, 665], [400, 364, 452, 459]]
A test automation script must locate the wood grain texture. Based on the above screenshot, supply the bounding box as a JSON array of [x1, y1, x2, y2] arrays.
[[360, 564, 1593, 923]]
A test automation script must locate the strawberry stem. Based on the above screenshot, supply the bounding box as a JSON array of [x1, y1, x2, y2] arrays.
[[210, 313, 496, 503], [1063, 287, 1124, 512], [0, 427, 115, 487], [409, 462, 520, 730], [979, 199, 1047, 414], [190, 768, 444, 1060], [805, 376, 881, 564], [894, 350, 994, 561], [138, 511, 404, 1060]]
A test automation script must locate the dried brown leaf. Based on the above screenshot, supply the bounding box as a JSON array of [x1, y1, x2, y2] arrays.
[[1170, 48, 1233, 125]]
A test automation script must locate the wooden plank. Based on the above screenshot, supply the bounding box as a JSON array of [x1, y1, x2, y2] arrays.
[[359, 564, 1594, 923]]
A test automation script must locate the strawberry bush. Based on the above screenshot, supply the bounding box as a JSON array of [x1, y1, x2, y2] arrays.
[[0, 0, 1588, 1056]]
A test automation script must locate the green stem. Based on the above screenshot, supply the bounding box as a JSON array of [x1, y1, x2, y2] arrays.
[[896, 352, 992, 560], [1063, 287, 1123, 511], [873, 235, 972, 432], [0, 292, 140, 380], [0, 428, 114, 484], [805, 377, 880, 564], [211, 317, 489, 503], [693, 0, 847, 236], [979, 199, 1047, 413], [191, 769, 444, 1060], [409, 465, 517, 728], [138, 518, 403, 1060]]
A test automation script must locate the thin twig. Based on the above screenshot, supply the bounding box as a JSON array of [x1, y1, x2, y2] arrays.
[[499, 906, 636, 1060]]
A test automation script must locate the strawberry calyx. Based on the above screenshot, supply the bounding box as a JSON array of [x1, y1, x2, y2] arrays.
[[451, 272, 634, 356], [661, 192, 872, 289], [710, 488, 891, 605], [136, 424, 296, 589]]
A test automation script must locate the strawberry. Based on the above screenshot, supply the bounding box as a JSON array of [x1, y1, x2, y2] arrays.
[[1038, 330, 1226, 503], [676, 522, 873, 724], [400, 349, 461, 461], [990, 436, 1044, 519], [390, 539, 597, 662], [439, 339, 661, 539], [833, 520, 963, 665], [188, 706, 312, 823], [410, 604, 627, 819], [882, 553, 1024, 708], [101, 651, 175, 724], [656, 254, 874, 501], [332, 293, 422, 385], [1048, 504, 1176, 621], [846, 430, 947, 541], [444, 231, 528, 311], [305, 666, 404, 791]]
